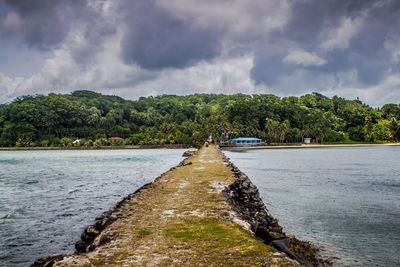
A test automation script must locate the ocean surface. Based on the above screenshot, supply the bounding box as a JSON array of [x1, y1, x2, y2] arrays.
[[224, 146, 400, 266], [0, 149, 186, 267]]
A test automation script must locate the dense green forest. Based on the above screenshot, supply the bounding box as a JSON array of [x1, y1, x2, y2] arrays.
[[0, 90, 399, 147]]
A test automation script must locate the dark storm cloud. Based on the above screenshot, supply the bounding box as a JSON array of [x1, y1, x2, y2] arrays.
[[277, 0, 380, 48], [0, 0, 399, 106], [118, 1, 221, 70], [0, 0, 88, 49], [289, 0, 374, 27], [251, 0, 400, 91]]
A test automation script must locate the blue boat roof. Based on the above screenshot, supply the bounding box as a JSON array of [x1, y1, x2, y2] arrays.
[[229, 137, 261, 141]]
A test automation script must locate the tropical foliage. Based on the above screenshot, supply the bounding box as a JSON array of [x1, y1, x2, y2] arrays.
[[0, 91, 399, 147]]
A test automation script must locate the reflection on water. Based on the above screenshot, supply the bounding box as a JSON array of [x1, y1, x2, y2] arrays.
[[224, 146, 400, 267], [0, 149, 185, 267]]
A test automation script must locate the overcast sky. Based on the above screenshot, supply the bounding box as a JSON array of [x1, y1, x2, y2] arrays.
[[0, 0, 399, 106]]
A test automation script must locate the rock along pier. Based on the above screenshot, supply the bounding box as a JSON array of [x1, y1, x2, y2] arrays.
[[33, 145, 325, 266]]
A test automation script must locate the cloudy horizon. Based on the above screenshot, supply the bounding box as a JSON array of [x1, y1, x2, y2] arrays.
[[0, 0, 399, 106]]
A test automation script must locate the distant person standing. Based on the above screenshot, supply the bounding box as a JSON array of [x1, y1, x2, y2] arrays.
[[207, 135, 212, 144]]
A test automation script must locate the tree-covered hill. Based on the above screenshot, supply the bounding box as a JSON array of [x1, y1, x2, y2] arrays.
[[0, 91, 399, 147]]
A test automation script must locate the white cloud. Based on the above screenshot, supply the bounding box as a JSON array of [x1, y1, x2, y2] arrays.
[[310, 68, 400, 107], [0, 73, 25, 102], [272, 68, 336, 96], [155, 0, 290, 37], [114, 53, 263, 98], [268, 67, 400, 107], [283, 49, 327, 66], [0, 24, 135, 102], [384, 31, 400, 63], [2, 12, 21, 29], [320, 16, 363, 51], [0, 21, 266, 104]]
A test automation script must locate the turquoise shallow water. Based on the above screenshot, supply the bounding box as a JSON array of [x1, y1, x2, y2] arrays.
[[224, 146, 400, 266], [0, 149, 185, 267]]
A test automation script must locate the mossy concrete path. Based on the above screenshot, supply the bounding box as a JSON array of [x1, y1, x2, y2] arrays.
[[54, 145, 300, 266]]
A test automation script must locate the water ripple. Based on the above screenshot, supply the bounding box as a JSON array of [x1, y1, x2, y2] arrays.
[[225, 146, 400, 267], [0, 149, 185, 267]]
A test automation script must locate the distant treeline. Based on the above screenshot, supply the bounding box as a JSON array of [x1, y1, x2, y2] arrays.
[[0, 90, 399, 147]]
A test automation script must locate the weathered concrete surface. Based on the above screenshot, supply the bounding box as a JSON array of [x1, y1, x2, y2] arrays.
[[40, 145, 303, 266]]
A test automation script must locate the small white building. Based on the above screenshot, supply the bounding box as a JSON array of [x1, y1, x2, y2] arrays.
[[304, 138, 311, 144]]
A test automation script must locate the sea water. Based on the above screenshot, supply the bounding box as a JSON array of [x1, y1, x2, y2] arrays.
[[224, 146, 400, 266], [0, 149, 185, 266]]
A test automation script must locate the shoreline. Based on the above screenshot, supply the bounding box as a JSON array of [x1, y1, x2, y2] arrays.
[[222, 143, 400, 149], [32, 145, 326, 266], [0, 144, 193, 151], [1, 142, 398, 151]]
